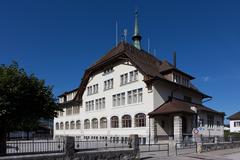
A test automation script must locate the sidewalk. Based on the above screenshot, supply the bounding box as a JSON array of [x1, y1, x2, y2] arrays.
[[140, 148, 240, 160]]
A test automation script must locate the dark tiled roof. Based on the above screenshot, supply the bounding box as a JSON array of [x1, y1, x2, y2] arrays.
[[58, 88, 79, 97], [148, 98, 224, 117], [73, 42, 209, 102], [227, 112, 240, 120]]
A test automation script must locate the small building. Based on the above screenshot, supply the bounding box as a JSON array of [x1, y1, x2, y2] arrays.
[[228, 112, 240, 133]]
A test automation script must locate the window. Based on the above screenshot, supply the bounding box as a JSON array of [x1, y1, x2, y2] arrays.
[[120, 70, 138, 85], [135, 113, 146, 127], [92, 118, 98, 129], [63, 95, 67, 102], [65, 121, 69, 130], [112, 93, 125, 107], [76, 120, 81, 129], [207, 115, 214, 128], [113, 95, 117, 107], [66, 107, 72, 116], [86, 100, 94, 111], [103, 67, 113, 75], [133, 90, 137, 103], [117, 94, 121, 106], [104, 79, 113, 90], [94, 97, 105, 110], [120, 75, 124, 85], [121, 93, 125, 105], [100, 117, 107, 128], [124, 73, 128, 84], [87, 84, 98, 95], [84, 119, 90, 129], [59, 111, 64, 117], [173, 73, 181, 84], [60, 122, 64, 130], [73, 106, 80, 114], [184, 96, 192, 102], [95, 99, 99, 110], [138, 88, 143, 102], [122, 115, 132, 128], [128, 91, 132, 104], [130, 71, 134, 82], [56, 123, 59, 130], [127, 88, 143, 104], [134, 70, 138, 81], [102, 98, 105, 109], [70, 121, 75, 129], [217, 121, 221, 127], [234, 122, 240, 127], [111, 116, 119, 128]]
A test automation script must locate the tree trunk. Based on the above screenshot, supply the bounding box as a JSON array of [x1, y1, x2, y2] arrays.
[[0, 131, 7, 155]]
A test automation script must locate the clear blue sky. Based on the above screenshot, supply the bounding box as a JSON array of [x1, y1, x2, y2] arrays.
[[1, 0, 240, 120]]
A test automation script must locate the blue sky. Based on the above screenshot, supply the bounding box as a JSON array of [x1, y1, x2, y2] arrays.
[[1, 0, 240, 120]]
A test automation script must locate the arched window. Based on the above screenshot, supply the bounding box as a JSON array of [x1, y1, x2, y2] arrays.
[[92, 118, 98, 129], [65, 121, 69, 130], [60, 122, 64, 130], [122, 115, 131, 128], [70, 121, 75, 129], [56, 122, 59, 130], [76, 120, 81, 129], [100, 117, 107, 128], [135, 113, 146, 127], [84, 119, 90, 129], [111, 116, 119, 128]]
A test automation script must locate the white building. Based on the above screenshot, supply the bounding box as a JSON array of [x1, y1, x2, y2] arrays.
[[54, 12, 224, 143], [228, 112, 240, 133]]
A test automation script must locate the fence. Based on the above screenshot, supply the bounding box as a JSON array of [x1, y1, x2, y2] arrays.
[[0, 135, 139, 160], [139, 143, 169, 156], [175, 142, 197, 155], [201, 136, 240, 144], [74, 139, 130, 151], [1, 139, 64, 156]]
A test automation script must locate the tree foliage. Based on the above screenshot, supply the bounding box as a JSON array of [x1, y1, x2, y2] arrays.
[[0, 62, 59, 132]]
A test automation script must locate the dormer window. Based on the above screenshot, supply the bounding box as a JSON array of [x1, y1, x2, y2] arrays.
[[173, 73, 190, 87], [63, 95, 67, 102], [103, 67, 114, 75]]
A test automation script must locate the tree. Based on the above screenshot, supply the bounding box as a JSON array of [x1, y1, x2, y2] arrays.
[[0, 62, 60, 155]]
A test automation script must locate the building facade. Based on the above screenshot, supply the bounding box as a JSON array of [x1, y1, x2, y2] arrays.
[[54, 12, 224, 143], [228, 112, 240, 133]]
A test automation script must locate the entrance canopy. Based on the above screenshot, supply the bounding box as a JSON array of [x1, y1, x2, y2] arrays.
[[148, 98, 224, 118]]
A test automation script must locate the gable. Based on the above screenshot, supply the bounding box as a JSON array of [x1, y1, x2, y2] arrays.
[[73, 42, 209, 102]]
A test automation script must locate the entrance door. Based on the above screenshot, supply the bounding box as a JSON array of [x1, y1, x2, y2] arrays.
[[182, 116, 187, 134]]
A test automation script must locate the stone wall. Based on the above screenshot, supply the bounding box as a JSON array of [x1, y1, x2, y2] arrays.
[[197, 141, 240, 153]]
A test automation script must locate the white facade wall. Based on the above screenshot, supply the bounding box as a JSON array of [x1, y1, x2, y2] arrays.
[[230, 120, 240, 133], [54, 61, 154, 141]]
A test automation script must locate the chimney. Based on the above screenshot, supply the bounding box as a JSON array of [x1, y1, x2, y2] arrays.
[[173, 51, 176, 67]]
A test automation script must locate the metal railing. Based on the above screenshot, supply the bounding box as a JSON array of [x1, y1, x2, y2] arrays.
[[74, 139, 130, 151], [1, 139, 64, 156], [175, 142, 197, 155], [139, 143, 169, 156]]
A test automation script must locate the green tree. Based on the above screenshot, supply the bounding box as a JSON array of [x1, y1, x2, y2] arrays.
[[0, 62, 60, 155]]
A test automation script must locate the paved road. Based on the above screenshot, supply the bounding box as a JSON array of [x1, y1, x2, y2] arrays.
[[140, 148, 240, 160]]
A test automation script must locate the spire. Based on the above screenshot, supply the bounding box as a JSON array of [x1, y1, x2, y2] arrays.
[[132, 9, 142, 50]]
